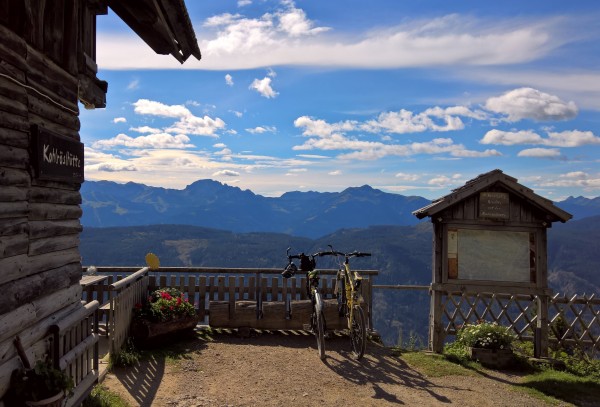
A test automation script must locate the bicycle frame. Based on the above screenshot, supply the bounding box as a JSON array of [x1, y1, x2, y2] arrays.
[[339, 260, 364, 330]]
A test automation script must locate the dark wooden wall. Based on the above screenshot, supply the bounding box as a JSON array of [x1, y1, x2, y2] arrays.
[[0, 0, 90, 400]]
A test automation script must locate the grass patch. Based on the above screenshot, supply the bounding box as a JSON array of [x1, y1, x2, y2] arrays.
[[83, 385, 130, 407], [397, 350, 477, 377], [519, 370, 600, 406]]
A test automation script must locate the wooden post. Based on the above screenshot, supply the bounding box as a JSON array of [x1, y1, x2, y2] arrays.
[[537, 294, 549, 357]]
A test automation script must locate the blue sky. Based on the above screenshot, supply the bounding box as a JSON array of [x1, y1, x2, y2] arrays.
[[80, 0, 600, 200]]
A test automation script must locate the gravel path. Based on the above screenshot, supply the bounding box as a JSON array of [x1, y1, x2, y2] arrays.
[[101, 329, 567, 407]]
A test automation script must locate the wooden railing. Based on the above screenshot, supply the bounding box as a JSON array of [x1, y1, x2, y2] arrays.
[[82, 266, 377, 335], [49, 300, 99, 407]]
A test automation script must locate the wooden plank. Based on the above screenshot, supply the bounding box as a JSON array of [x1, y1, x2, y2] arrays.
[[27, 89, 81, 130], [248, 276, 255, 300], [228, 276, 235, 319], [0, 166, 29, 186], [198, 276, 207, 320], [0, 202, 27, 224], [271, 277, 279, 302], [29, 186, 81, 204], [29, 203, 82, 220], [29, 234, 79, 256], [29, 219, 82, 239], [0, 186, 28, 202], [0, 218, 27, 237], [0, 232, 28, 258], [218, 276, 225, 301], [0, 144, 28, 168]]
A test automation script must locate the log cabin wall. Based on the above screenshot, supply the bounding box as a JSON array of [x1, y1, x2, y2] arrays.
[[0, 1, 94, 401]]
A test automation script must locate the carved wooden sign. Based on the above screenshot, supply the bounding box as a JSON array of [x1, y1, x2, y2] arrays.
[[32, 125, 84, 183], [479, 192, 509, 219]]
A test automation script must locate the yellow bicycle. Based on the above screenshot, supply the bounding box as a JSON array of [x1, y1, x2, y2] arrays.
[[316, 245, 371, 360]]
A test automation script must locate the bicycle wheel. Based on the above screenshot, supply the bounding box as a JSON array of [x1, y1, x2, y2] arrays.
[[350, 305, 366, 360], [315, 310, 326, 360]]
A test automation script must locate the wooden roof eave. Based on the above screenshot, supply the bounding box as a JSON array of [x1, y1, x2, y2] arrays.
[[107, 0, 201, 64], [412, 170, 573, 223]]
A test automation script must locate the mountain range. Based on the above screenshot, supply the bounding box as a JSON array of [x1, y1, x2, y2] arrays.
[[81, 179, 600, 239]]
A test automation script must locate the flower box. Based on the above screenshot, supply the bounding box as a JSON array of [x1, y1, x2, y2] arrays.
[[131, 315, 200, 341], [468, 347, 514, 369]]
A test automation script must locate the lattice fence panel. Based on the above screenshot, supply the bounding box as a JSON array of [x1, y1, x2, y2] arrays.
[[441, 292, 538, 339], [549, 294, 600, 353]]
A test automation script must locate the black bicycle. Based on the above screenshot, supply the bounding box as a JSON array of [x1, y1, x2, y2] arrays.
[[282, 248, 325, 360]]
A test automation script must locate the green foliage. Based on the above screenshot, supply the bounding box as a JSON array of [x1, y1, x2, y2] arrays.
[[111, 339, 140, 368], [456, 321, 516, 350], [549, 347, 600, 379], [11, 359, 74, 402], [400, 351, 476, 377], [134, 288, 196, 322], [83, 385, 131, 407]]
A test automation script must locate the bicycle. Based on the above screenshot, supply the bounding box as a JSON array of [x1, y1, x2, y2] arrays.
[[315, 245, 371, 360], [282, 248, 326, 360]]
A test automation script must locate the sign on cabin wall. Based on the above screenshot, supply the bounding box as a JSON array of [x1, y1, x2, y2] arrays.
[[479, 192, 510, 219], [447, 228, 536, 283], [32, 125, 84, 183]]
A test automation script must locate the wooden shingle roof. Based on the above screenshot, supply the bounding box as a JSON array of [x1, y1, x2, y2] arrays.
[[108, 0, 201, 63], [412, 169, 572, 222]]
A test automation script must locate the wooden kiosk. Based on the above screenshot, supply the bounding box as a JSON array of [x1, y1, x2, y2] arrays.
[[413, 170, 572, 355]]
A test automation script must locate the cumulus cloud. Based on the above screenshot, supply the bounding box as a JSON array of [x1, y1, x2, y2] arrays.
[[130, 126, 161, 134], [230, 110, 243, 118], [213, 143, 227, 148], [537, 172, 600, 190], [293, 116, 500, 160], [225, 74, 234, 86], [113, 117, 127, 124], [246, 126, 277, 134], [481, 129, 600, 147], [238, 0, 252, 6], [92, 133, 195, 149], [249, 77, 278, 98], [480, 129, 544, 145], [484, 87, 578, 122], [517, 147, 561, 158], [395, 172, 420, 181], [131, 99, 226, 137], [213, 170, 240, 177]]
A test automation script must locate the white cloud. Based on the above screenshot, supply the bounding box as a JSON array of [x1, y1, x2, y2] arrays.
[[294, 116, 500, 160], [329, 170, 342, 175], [225, 74, 234, 86], [517, 147, 561, 158], [98, 11, 569, 71], [362, 108, 471, 134], [545, 130, 600, 147], [113, 117, 127, 123], [97, 162, 138, 172], [130, 126, 162, 134], [133, 99, 190, 118], [92, 133, 195, 150], [480, 129, 544, 145], [131, 99, 226, 137], [213, 143, 227, 148], [213, 170, 240, 177], [186, 100, 200, 107], [246, 126, 277, 134], [484, 87, 578, 122], [230, 110, 243, 118], [238, 0, 252, 7], [395, 173, 420, 181], [249, 77, 278, 98], [481, 129, 600, 147], [537, 171, 600, 190]]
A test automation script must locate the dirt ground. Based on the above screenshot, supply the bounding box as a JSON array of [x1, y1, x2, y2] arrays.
[[101, 328, 568, 407]]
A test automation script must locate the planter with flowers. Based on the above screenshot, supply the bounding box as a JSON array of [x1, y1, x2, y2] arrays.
[[456, 321, 516, 368], [11, 359, 74, 407], [131, 288, 199, 343]]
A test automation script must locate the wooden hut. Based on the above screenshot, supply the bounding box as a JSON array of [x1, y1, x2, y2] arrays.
[[413, 169, 572, 354], [0, 1, 200, 404]]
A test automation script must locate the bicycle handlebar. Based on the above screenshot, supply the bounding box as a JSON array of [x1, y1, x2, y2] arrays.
[[313, 250, 371, 258]]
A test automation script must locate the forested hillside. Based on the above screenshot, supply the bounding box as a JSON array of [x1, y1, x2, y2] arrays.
[[80, 216, 600, 344]]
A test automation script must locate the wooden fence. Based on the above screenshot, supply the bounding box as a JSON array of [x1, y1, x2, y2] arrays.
[[82, 267, 377, 336], [49, 300, 99, 407], [436, 291, 600, 353]]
